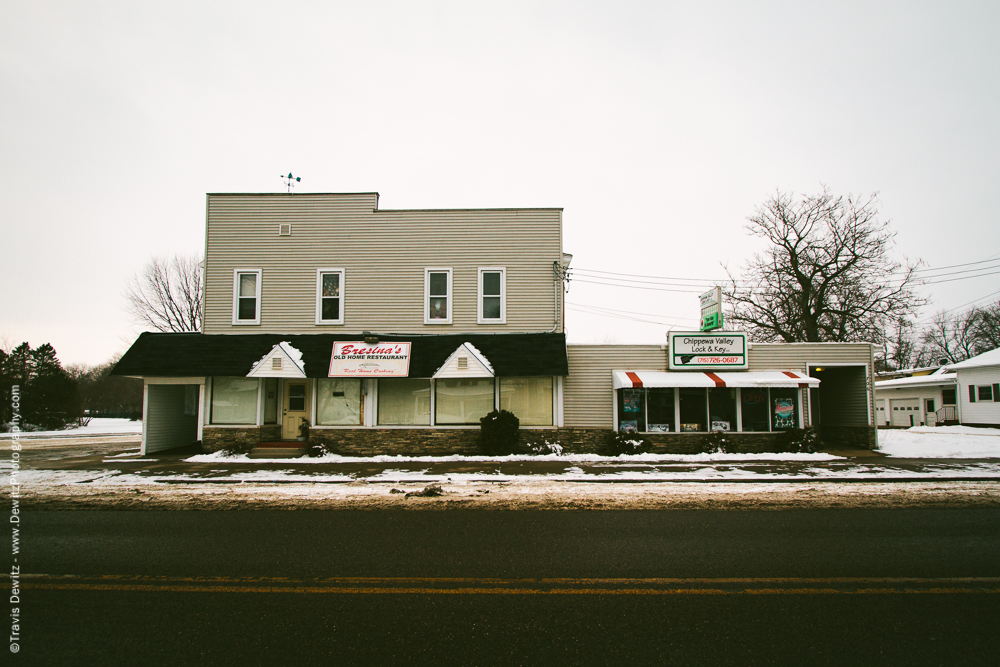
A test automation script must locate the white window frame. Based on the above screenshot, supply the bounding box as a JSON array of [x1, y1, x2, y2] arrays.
[[424, 268, 453, 325], [315, 268, 345, 325], [232, 269, 262, 325], [478, 267, 506, 324]]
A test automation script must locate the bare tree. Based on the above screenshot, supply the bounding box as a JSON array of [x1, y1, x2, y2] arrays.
[[723, 187, 926, 344], [973, 300, 1000, 351], [124, 255, 203, 333]]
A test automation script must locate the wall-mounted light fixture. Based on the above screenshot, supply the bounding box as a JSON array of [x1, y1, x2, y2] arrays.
[[363, 331, 379, 344]]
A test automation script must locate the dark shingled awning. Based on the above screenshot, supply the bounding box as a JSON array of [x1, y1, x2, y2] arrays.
[[112, 332, 568, 378]]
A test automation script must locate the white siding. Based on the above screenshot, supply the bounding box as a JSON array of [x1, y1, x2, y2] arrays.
[[203, 194, 564, 335], [957, 366, 1000, 425]]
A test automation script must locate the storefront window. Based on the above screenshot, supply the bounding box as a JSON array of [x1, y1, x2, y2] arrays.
[[646, 388, 674, 432], [708, 388, 737, 432], [679, 388, 707, 432], [210, 377, 259, 425], [317, 378, 362, 425], [500, 377, 553, 426], [378, 378, 431, 425], [617, 388, 645, 432], [740, 389, 769, 432], [436, 378, 495, 425], [263, 378, 278, 424], [771, 388, 799, 430]]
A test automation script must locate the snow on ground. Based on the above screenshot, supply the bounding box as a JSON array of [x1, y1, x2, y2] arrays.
[[0, 417, 142, 438], [185, 450, 841, 464], [877, 426, 1000, 458]]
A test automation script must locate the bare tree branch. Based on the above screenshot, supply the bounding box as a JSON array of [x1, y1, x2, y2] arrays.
[[124, 255, 203, 333]]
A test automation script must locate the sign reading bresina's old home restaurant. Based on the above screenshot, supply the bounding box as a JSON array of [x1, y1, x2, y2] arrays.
[[668, 331, 748, 369], [329, 342, 411, 377]]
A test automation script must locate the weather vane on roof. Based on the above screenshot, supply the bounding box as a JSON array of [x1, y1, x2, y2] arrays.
[[281, 172, 301, 192]]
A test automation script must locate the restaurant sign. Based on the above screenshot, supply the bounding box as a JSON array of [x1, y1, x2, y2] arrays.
[[668, 331, 748, 369], [329, 342, 411, 377]]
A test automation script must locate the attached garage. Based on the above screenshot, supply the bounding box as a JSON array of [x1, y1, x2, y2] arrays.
[[889, 398, 921, 427]]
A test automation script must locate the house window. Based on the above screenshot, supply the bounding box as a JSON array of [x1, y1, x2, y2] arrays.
[[233, 270, 261, 325], [942, 387, 956, 405], [977, 385, 996, 402], [425, 269, 452, 324], [925, 399, 935, 414], [435, 378, 494, 425], [500, 377, 552, 426], [478, 268, 506, 324], [378, 378, 431, 425], [210, 377, 259, 425], [316, 378, 362, 425], [316, 269, 345, 325]]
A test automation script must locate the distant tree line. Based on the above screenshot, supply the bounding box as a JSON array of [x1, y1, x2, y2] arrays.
[[875, 300, 1000, 372], [0, 342, 142, 431]]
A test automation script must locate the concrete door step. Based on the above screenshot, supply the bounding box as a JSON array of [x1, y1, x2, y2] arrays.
[[249, 447, 306, 458]]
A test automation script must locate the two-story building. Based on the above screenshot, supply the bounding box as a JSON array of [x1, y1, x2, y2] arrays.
[[114, 192, 877, 455]]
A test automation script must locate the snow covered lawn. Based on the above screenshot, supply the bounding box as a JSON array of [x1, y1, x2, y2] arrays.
[[0, 417, 142, 438], [878, 426, 1000, 458]]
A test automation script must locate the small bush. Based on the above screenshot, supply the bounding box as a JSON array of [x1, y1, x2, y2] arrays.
[[700, 430, 734, 454], [306, 441, 329, 458], [778, 428, 820, 453], [602, 431, 649, 456], [478, 409, 521, 455], [524, 438, 564, 456]]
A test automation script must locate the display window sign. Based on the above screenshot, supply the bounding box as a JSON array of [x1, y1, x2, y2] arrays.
[[329, 342, 411, 377], [668, 332, 748, 369]]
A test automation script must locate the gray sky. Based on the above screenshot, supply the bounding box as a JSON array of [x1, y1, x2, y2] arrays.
[[2, 0, 999, 366]]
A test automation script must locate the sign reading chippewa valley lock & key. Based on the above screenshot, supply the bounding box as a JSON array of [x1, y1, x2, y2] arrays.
[[668, 331, 747, 369], [329, 342, 411, 377]]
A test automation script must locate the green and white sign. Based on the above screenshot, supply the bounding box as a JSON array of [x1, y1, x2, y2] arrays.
[[669, 331, 748, 369], [699, 286, 723, 332]]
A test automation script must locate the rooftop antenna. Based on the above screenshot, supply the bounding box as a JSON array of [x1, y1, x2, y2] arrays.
[[281, 172, 301, 192]]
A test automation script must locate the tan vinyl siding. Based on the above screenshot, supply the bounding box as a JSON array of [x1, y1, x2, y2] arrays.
[[145, 384, 198, 453], [750, 342, 874, 427], [563, 345, 667, 428], [203, 194, 563, 334]]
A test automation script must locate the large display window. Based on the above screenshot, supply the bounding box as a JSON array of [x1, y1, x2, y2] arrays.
[[617, 386, 803, 433], [210, 377, 259, 425], [500, 377, 553, 426], [708, 388, 737, 432], [378, 378, 431, 425], [435, 378, 495, 425], [740, 389, 769, 431], [617, 387, 646, 432], [317, 378, 362, 425], [679, 387, 707, 432]]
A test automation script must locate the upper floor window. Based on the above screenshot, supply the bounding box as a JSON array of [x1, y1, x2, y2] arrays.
[[316, 269, 345, 325], [425, 268, 452, 324], [478, 267, 506, 324], [233, 269, 261, 325]]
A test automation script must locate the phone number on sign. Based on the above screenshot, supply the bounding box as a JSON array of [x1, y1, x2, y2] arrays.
[[695, 356, 741, 364]]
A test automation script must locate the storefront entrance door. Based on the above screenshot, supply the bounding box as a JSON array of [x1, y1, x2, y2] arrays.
[[281, 380, 311, 440]]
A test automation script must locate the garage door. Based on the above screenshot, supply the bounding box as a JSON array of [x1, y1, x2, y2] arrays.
[[890, 398, 921, 427]]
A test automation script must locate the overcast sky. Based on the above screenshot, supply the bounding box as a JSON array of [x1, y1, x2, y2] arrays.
[[2, 0, 999, 366]]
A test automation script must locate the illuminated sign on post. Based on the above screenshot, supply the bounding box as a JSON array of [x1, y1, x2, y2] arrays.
[[329, 342, 411, 377]]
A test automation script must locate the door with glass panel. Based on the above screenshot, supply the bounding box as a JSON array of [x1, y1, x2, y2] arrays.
[[281, 380, 311, 440]]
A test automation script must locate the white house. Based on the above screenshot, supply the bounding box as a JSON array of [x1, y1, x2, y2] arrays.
[[948, 347, 1000, 428], [874, 368, 958, 427]]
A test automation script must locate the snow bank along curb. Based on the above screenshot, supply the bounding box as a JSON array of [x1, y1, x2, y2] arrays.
[[18, 479, 1000, 511]]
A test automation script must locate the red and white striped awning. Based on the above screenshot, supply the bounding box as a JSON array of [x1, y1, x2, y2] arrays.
[[612, 370, 819, 389]]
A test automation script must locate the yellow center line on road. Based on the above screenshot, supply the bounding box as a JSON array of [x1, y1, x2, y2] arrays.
[[11, 574, 1000, 595]]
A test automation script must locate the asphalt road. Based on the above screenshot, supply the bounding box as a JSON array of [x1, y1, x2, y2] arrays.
[[6, 509, 1000, 665]]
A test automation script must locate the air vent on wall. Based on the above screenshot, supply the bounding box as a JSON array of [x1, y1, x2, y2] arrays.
[[457, 357, 468, 369], [272, 358, 283, 370], [278, 224, 292, 236]]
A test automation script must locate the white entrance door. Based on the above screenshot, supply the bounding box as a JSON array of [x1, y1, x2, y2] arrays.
[[890, 398, 920, 427], [281, 380, 311, 440]]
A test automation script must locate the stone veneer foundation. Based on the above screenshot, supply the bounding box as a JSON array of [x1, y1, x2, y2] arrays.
[[199, 424, 875, 456]]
